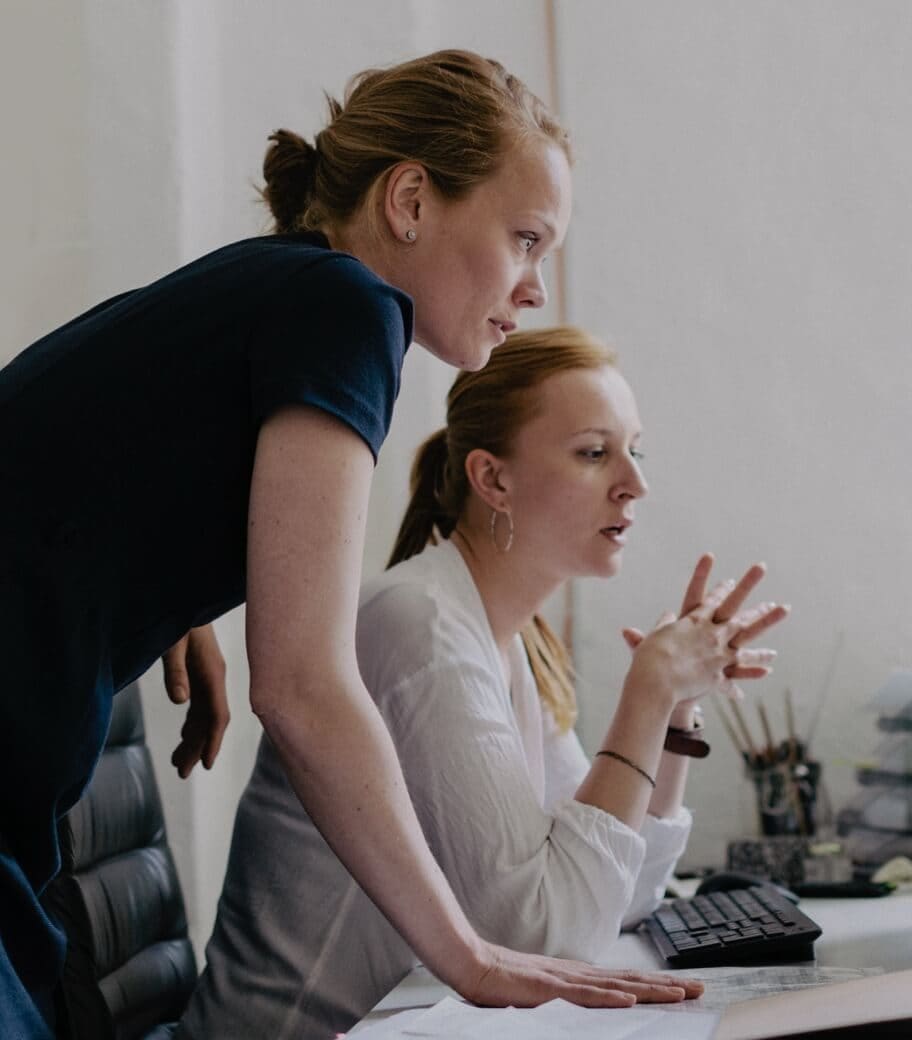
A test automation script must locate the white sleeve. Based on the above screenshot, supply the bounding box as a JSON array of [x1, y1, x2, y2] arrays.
[[542, 713, 693, 931], [379, 659, 648, 964], [621, 807, 692, 928]]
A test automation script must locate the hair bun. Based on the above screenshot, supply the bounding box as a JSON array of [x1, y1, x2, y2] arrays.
[[262, 128, 318, 232]]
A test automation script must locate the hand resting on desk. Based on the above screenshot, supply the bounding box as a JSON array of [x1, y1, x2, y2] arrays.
[[466, 946, 704, 1008]]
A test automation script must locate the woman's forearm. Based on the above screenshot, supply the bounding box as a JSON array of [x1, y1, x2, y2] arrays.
[[574, 678, 674, 831], [648, 750, 690, 818]]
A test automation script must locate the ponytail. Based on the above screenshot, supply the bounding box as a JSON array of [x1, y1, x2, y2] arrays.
[[388, 432, 577, 730], [387, 429, 456, 568], [261, 129, 320, 233], [521, 615, 577, 733]]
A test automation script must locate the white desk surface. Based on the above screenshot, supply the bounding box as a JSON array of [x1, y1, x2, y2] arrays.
[[351, 889, 912, 1033]]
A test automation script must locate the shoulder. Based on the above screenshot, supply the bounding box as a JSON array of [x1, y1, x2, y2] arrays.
[[249, 238, 413, 371], [180, 233, 412, 332], [243, 237, 414, 455], [254, 236, 413, 328], [356, 547, 491, 695]]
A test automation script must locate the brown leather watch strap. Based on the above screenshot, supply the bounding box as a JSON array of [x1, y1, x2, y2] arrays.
[[664, 726, 711, 758]]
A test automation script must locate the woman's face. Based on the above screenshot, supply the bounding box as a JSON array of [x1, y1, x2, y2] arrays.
[[406, 139, 573, 371], [499, 365, 648, 581]]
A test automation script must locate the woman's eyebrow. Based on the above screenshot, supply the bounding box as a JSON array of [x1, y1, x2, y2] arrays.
[[572, 426, 643, 440], [573, 426, 614, 437]]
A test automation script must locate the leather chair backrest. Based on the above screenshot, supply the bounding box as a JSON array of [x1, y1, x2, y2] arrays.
[[41, 683, 196, 1040]]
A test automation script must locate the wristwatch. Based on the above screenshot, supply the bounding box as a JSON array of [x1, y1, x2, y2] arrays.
[[664, 707, 710, 758]]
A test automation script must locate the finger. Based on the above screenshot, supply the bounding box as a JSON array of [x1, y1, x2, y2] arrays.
[[605, 969, 704, 999], [694, 579, 735, 619], [546, 962, 701, 998], [171, 738, 203, 779], [621, 627, 644, 649], [599, 980, 687, 1004], [712, 562, 767, 623], [546, 980, 686, 1008], [732, 647, 778, 668], [680, 552, 714, 616], [725, 665, 773, 680], [161, 635, 190, 703], [730, 603, 790, 647], [554, 985, 637, 1008], [654, 610, 677, 629], [202, 708, 231, 769]]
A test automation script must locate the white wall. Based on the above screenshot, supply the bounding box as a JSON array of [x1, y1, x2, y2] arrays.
[[3, 0, 909, 959], [0, 2, 92, 354], [561, 0, 912, 869]]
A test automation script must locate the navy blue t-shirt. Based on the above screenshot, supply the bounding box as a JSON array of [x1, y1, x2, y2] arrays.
[[0, 232, 412, 885]]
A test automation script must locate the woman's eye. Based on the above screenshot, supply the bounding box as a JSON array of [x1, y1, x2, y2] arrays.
[[518, 232, 538, 253], [630, 449, 646, 462], [580, 448, 606, 461]]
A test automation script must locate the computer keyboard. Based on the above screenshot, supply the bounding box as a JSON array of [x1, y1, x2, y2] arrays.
[[641, 884, 822, 968]]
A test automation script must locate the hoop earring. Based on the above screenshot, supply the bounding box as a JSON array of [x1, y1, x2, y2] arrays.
[[405, 228, 417, 242], [489, 508, 514, 553]]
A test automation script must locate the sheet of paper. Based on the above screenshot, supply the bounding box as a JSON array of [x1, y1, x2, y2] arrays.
[[646, 964, 879, 1014], [349, 996, 719, 1039]]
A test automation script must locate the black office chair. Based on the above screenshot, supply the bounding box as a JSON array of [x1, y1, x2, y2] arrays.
[[41, 683, 197, 1040]]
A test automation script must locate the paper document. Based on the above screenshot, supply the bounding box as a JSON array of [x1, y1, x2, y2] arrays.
[[349, 996, 720, 1039], [652, 965, 879, 1014]]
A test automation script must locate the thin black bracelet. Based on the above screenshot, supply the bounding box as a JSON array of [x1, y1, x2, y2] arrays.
[[595, 749, 656, 789]]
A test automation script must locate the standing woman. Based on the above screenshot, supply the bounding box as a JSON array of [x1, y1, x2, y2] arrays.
[[0, 50, 700, 1039]]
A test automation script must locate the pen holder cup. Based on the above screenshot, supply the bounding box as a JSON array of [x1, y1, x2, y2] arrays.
[[750, 758, 822, 837]]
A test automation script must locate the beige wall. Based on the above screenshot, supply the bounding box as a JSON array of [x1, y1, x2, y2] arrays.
[[3, 0, 910, 957]]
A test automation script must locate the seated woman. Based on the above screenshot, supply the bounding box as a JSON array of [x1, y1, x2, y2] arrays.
[[179, 326, 785, 1039]]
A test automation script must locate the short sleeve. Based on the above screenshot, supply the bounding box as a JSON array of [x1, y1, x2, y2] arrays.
[[247, 254, 413, 460]]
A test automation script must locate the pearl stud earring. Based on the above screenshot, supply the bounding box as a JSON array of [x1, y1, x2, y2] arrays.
[[405, 229, 417, 242]]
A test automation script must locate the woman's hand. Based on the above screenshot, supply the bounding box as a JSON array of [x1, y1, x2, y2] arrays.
[[462, 942, 704, 1008], [621, 554, 788, 710], [162, 623, 230, 777]]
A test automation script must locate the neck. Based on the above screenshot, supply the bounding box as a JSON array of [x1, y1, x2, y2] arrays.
[[327, 219, 399, 287], [449, 525, 562, 654]]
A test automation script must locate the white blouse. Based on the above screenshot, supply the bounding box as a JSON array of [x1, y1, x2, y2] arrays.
[[178, 540, 691, 1040]]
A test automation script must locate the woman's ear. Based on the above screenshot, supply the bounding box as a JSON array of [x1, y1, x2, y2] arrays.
[[464, 449, 510, 511], [383, 162, 430, 243]]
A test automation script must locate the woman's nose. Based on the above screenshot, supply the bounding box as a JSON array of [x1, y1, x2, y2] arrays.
[[631, 464, 648, 498], [515, 267, 548, 310], [613, 461, 648, 500]]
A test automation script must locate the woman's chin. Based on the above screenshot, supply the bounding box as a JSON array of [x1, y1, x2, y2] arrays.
[[594, 553, 624, 580], [414, 332, 491, 372]]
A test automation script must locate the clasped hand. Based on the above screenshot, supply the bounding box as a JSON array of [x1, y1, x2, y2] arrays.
[[622, 553, 789, 708]]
